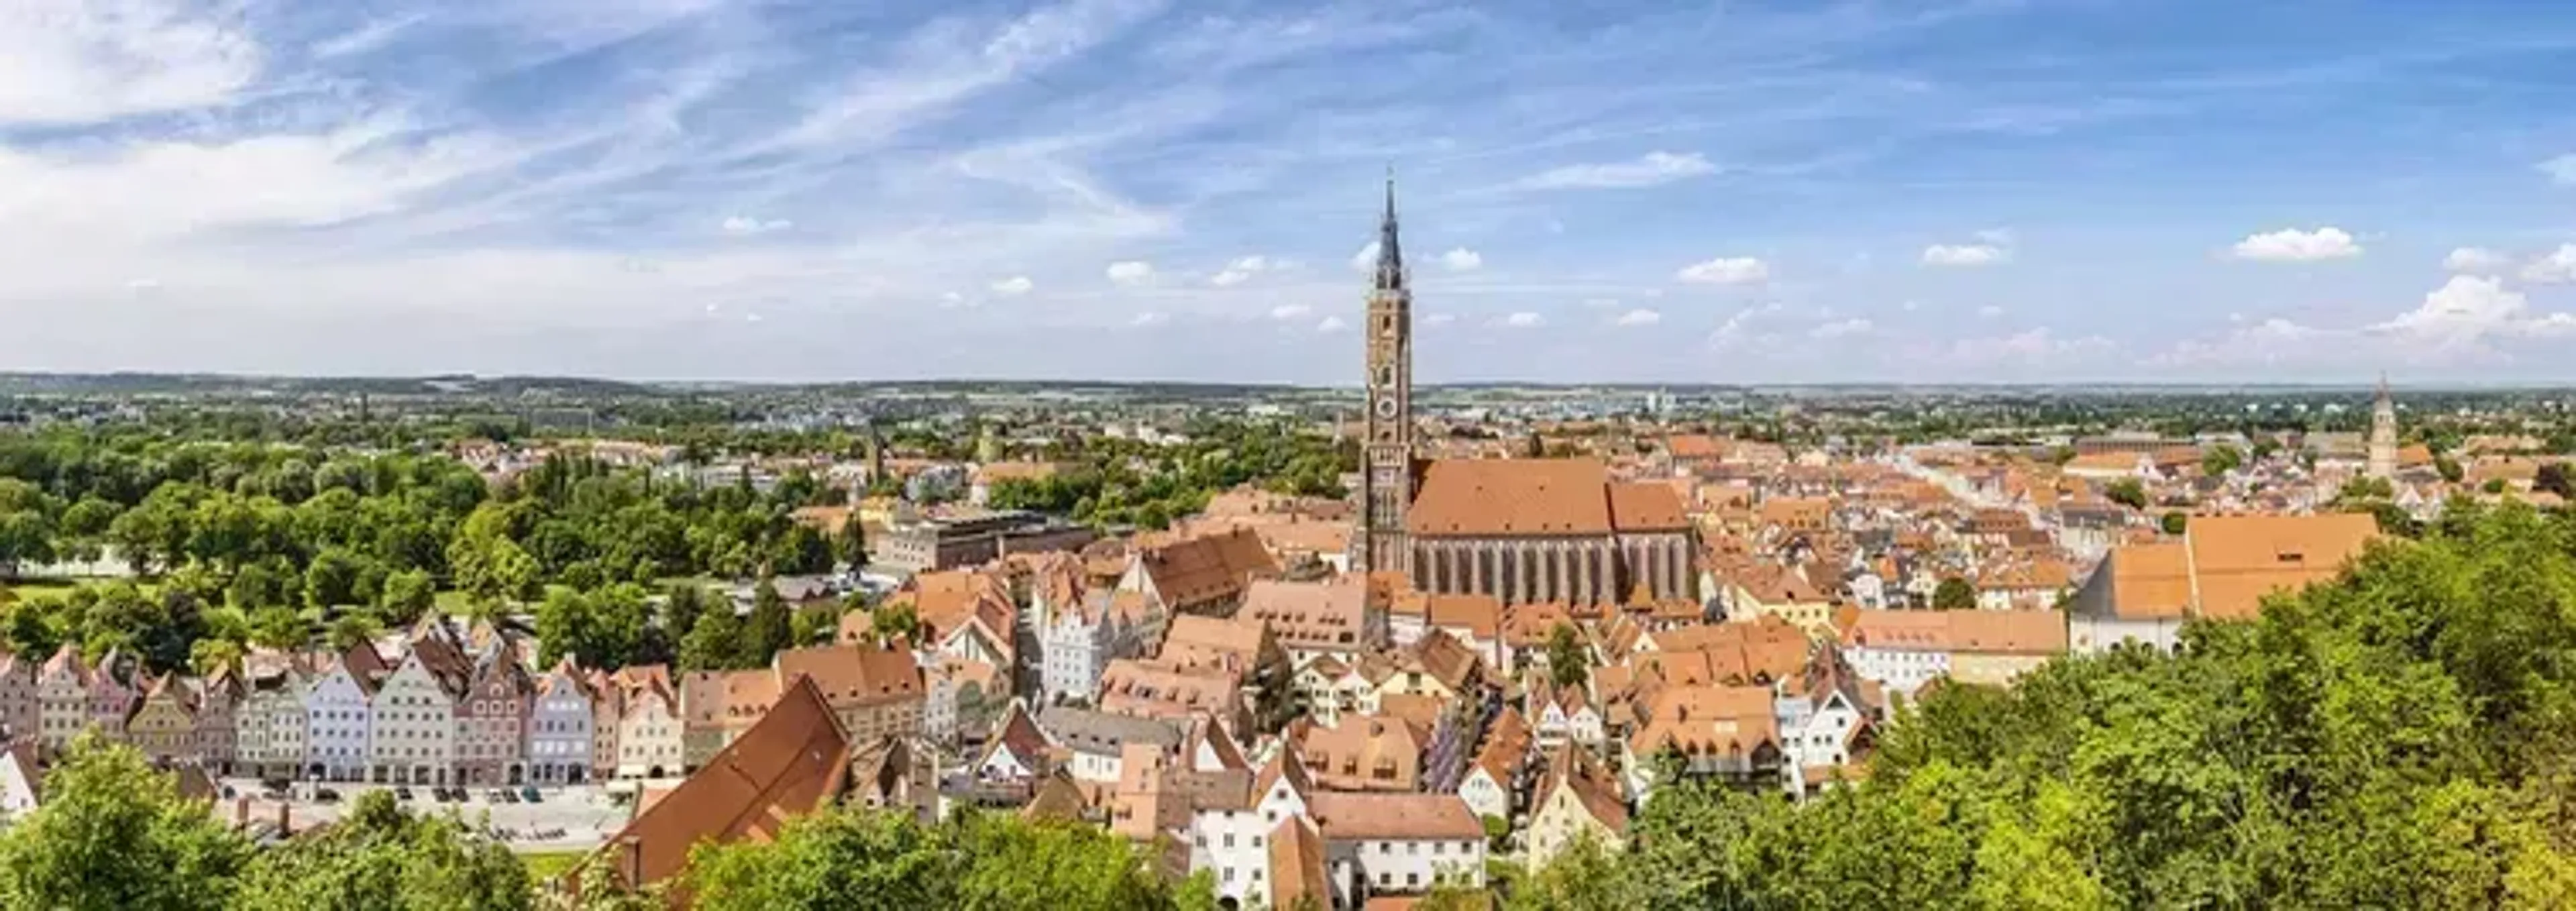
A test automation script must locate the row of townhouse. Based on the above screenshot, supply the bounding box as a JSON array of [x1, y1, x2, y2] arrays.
[[6, 619, 931, 789]]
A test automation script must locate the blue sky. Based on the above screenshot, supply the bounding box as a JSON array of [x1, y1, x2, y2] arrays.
[[9, 0, 2576, 384]]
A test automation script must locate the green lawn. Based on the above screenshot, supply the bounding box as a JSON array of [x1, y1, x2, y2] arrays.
[[3, 577, 165, 603], [518, 849, 588, 881]]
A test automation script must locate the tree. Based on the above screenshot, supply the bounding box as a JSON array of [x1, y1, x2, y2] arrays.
[[303, 547, 371, 612], [870, 601, 921, 647], [327, 612, 383, 652], [2200, 444, 2243, 477], [2437, 455, 2466, 484], [2160, 511, 2188, 536], [248, 605, 309, 650], [837, 511, 870, 569], [1932, 576, 1978, 611], [0, 734, 250, 910], [737, 580, 791, 665], [232, 790, 531, 911], [1508, 834, 1637, 911], [533, 588, 595, 668], [683, 805, 1210, 911], [377, 569, 436, 625], [769, 525, 835, 576], [1544, 622, 1591, 690], [680, 603, 745, 671], [661, 584, 709, 647], [2103, 478, 2148, 510]]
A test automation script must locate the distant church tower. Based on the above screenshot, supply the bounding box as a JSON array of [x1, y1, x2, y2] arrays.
[[2367, 375, 2398, 480], [1355, 176, 1416, 576]]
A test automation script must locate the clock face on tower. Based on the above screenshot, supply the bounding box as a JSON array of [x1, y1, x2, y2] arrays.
[[1373, 395, 1400, 419]]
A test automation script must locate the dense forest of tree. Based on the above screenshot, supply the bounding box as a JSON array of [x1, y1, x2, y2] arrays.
[[0, 429, 837, 676], [983, 419, 1352, 529]]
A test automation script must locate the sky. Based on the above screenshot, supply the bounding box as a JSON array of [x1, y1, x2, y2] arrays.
[[11, 1, 2576, 385]]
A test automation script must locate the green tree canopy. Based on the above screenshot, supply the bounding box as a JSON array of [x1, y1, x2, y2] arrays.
[[0, 734, 250, 911], [232, 790, 531, 911], [1545, 621, 1592, 689], [682, 806, 1214, 911], [2102, 478, 2148, 510], [1931, 576, 1978, 610]]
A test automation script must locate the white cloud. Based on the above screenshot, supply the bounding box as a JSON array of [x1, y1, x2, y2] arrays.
[[1316, 316, 1347, 333], [1213, 255, 1279, 286], [720, 215, 792, 236], [2541, 154, 2576, 187], [2231, 227, 2362, 262], [1922, 244, 2008, 267], [1130, 311, 1166, 326], [1675, 256, 1769, 285], [1422, 313, 1457, 327], [1972, 228, 2015, 246], [1499, 311, 1544, 328], [2149, 317, 2334, 368], [1941, 329, 2115, 367], [937, 291, 968, 309], [126, 278, 162, 293], [0, 0, 264, 127], [2446, 247, 2509, 274], [2520, 244, 2576, 284], [1349, 242, 1379, 272], [1512, 151, 1719, 191], [2373, 274, 2576, 352], [1106, 260, 1155, 286], [1440, 248, 1483, 272], [989, 275, 1034, 297], [1900, 300, 1922, 312], [1810, 318, 1874, 339], [1613, 309, 1662, 327], [1976, 305, 2005, 319], [1269, 304, 1312, 321], [1709, 301, 1788, 347]]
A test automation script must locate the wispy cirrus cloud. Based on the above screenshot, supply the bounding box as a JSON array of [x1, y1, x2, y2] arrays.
[[1509, 151, 1718, 191], [4, 0, 2573, 383]]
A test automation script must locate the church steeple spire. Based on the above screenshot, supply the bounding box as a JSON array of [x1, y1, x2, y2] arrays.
[[1375, 170, 1405, 292], [1356, 171, 1415, 577]]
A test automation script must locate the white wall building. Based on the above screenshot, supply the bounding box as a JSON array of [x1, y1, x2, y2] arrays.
[[304, 657, 377, 782], [368, 648, 466, 785]]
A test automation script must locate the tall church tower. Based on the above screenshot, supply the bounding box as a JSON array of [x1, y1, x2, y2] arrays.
[[1356, 176, 1415, 576], [2367, 374, 2398, 480]]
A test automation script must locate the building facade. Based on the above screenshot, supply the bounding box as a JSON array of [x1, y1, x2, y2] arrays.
[[37, 645, 93, 753], [525, 659, 594, 785], [306, 648, 378, 782], [0, 650, 38, 745], [459, 649, 531, 785], [125, 674, 197, 765], [195, 671, 242, 773]]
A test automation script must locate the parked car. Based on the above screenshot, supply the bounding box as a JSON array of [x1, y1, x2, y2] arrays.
[[396, 787, 415, 800], [486, 789, 509, 803], [519, 786, 542, 803], [313, 788, 341, 803]]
